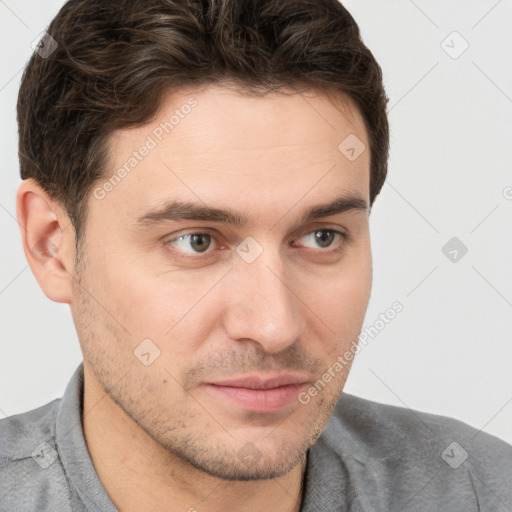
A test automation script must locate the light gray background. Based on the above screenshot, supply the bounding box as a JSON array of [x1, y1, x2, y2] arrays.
[[1, 0, 511, 445]]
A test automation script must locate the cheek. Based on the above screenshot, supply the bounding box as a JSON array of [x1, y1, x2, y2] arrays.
[[342, 237, 372, 306], [340, 260, 372, 316], [308, 250, 372, 357], [312, 249, 371, 319], [98, 272, 184, 339], [77, 243, 168, 343], [90, 250, 226, 358]]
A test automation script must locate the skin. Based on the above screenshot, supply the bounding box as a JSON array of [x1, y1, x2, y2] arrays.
[[17, 84, 372, 512]]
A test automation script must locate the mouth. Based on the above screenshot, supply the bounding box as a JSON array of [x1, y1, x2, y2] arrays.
[[202, 374, 310, 413]]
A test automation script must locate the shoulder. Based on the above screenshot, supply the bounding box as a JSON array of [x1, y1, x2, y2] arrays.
[[0, 399, 60, 459], [314, 393, 512, 510], [0, 400, 73, 511], [332, 393, 512, 461]]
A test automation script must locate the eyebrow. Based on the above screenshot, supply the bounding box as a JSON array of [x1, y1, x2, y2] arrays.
[[136, 194, 368, 229]]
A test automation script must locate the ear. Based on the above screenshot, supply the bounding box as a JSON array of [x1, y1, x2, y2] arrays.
[[16, 178, 76, 303]]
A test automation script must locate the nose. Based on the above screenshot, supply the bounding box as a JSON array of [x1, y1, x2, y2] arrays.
[[222, 246, 306, 355]]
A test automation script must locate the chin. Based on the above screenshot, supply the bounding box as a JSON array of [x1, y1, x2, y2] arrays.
[[187, 452, 305, 481], [165, 435, 309, 481]]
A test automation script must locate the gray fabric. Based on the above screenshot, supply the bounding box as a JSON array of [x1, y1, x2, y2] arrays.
[[1, 363, 511, 511]]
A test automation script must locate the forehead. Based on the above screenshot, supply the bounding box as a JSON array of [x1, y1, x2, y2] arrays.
[[93, 84, 370, 229], [110, 84, 367, 153]]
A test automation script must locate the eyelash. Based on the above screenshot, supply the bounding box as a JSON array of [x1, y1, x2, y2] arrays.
[[164, 228, 349, 260]]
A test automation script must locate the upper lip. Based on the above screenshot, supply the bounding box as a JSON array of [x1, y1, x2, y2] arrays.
[[207, 374, 310, 390]]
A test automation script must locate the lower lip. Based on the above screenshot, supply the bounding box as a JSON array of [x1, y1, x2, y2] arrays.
[[203, 383, 307, 413]]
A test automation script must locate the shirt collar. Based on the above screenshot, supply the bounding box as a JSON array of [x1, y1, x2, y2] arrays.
[[55, 362, 118, 512]]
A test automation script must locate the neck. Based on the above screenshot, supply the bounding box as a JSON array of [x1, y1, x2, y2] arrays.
[[82, 368, 306, 512]]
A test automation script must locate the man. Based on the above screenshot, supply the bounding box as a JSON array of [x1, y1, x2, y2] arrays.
[[1, 0, 511, 510]]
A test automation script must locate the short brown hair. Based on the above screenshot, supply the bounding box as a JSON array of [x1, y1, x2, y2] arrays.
[[18, 0, 389, 240]]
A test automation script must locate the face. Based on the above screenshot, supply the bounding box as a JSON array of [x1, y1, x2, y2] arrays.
[[71, 84, 372, 480]]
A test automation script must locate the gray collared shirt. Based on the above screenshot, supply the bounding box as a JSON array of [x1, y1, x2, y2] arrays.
[[1, 363, 511, 511]]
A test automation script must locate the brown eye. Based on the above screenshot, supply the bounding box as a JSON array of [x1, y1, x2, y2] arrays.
[[167, 232, 216, 254]]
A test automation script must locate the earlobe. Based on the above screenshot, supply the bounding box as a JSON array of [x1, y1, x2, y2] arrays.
[[16, 178, 76, 304]]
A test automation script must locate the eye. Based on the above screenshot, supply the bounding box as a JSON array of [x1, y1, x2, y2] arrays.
[[166, 232, 217, 255], [293, 229, 347, 251]]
